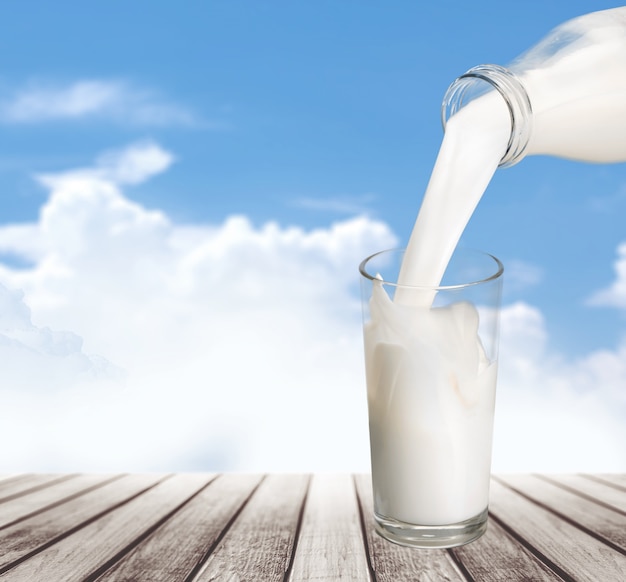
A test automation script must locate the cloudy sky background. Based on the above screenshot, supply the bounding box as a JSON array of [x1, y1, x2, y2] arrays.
[[0, 0, 625, 473]]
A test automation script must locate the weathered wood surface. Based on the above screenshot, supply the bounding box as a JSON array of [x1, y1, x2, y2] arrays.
[[0, 474, 623, 581]]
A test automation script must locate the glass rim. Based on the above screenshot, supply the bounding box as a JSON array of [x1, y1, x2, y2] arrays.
[[359, 247, 504, 291]]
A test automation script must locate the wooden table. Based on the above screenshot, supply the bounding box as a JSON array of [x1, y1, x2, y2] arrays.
[[0, 473, 624, 581]]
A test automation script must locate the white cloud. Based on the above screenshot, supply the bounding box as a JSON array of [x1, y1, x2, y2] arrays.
[[37, 140, 175, 188], [0, 142, 624, 473], [0, 80, 199, 127], [0, 143, 397, 472], [0, 283, 121, 385], [493, 302, 626, 472], [587, 242, 626, 309], [293, 193, 377, 215]]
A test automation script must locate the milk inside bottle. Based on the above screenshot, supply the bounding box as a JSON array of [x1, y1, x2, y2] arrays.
[[361, 6, 626, 548]]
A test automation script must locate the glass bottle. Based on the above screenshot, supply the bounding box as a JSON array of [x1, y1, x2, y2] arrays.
[[441, 7, 626, 167]]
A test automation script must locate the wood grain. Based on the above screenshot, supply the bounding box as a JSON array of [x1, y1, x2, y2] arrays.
[[0, 473, 622, 581], [452, 512, 565, 582], [498, 474, 626, 551], [585, 473, 626, 490], [354, 474, 465, 582], [193, 473, 309, 581], [0, 474, 74, 503], [95, 473, 260, 582], [0, 474, 211, 581], [0, 473, 165, 574], [489, 477, 626, 582], [539, 473, 626, 513], [289, 473, 372, 582], [0, 473, 120, 529]]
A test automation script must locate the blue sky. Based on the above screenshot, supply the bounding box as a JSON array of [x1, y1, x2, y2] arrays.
[[0, 1, 625, 472]]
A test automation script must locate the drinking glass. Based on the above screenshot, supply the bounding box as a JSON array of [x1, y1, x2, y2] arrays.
[[359, 247, 503, 548]]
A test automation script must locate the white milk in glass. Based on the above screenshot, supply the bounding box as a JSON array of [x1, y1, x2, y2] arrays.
[[365, 6, 626, 528]]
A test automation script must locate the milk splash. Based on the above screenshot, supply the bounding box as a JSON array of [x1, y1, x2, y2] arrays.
[[364, 6, 626, 530], [364, 72, 509, 529]]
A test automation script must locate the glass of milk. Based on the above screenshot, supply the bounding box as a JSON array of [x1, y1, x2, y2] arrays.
[[359, 247, 503, 548]]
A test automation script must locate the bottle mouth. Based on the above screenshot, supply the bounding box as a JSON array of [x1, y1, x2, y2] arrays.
[[441, 64, 533, 168]]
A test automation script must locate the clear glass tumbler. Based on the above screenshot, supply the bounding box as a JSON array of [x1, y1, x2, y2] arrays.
[[359, 247, 503, 548]]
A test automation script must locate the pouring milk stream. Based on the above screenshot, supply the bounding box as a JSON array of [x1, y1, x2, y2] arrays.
[[364, 6, 626, 532]]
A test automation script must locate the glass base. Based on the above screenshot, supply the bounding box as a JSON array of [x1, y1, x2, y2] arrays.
[[374, 507, 488, 549]]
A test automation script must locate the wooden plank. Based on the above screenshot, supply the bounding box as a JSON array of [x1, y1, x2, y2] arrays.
[[354, 474, 466, 582], [0, 474, 73, 502], [452, 514, 566, 581], [0, 473, 165, 573], [0, 474, 36, 494], [192, 474, 309, 581], [95, 473, 262, 582], [536, 474, 626, 514], [489, 478, 626, 582], [289, 473, 371, 582], [498, 474, 626, 551], [0, 475, 20, 484], [583, 473, 626, 490], [0, 473, 212, 581], [0, 474, 121, 529]]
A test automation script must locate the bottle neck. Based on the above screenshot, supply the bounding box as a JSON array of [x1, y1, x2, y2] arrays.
[[441, 64, 533, 168]]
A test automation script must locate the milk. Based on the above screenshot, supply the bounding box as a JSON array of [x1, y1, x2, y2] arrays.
[[396, 93, 510, 301], [365, 7, 626, 529], [364, 280, 498, 525], [365, 93, 508, 528], [521, 9, 626, 162], [400, 6, 626, 294]]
